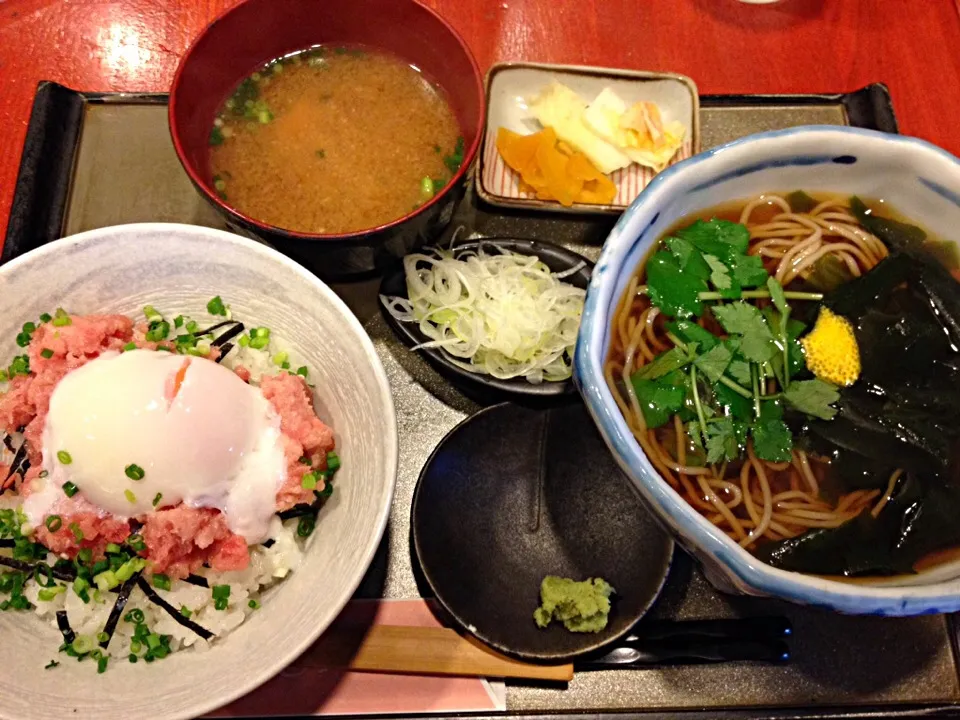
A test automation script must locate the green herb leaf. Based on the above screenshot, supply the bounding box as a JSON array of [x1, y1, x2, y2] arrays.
[[694, 343, 733, 384], [728, 254, 769, 288], [751, 420, 793, 462], [784, 379, 840, 420], [630, 372, 688, 429], [676, 219, 750, 264], [704, 417, 747, 464], [713, 381, 753, 421], [665, 320, 719, 352], [664, 236, 711, 282], [687, 420, 704, 450], [766, 276, 788, 315], [711, 302, 778, 363], [704, 254, 740, 298], [632, 345, 697, 381], [646, 251, 707, 318]]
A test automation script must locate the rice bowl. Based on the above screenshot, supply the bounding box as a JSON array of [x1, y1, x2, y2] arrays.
[[0, 223, 397, 720]]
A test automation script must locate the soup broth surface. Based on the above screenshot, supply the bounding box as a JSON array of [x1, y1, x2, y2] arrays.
[[209, 45, 462, 234]]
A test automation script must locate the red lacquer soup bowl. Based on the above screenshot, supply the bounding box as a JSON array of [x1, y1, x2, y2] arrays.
[[169, 0, 485, 278]]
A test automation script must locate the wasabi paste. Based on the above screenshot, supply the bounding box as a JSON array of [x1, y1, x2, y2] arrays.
[[533, 575, 615, 633]]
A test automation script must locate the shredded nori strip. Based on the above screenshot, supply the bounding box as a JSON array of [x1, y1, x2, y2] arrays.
[[0, 539, 13, 548], [277, 500, 323, 520], [99, 571, 142, 649], [0, 556, 75, 582], [56, 610, 76, 645], [194, 320, 245, 347], [184, 573, 209, 588], [136, 577, 214, 640], [262, 539, 275, 548], [215, 342, 234, 362]]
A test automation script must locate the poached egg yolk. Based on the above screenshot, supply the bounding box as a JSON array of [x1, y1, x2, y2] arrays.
[[24, 350, 286, 543]]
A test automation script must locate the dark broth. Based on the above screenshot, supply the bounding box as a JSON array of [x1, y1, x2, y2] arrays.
[[209, 45, 463, 234]]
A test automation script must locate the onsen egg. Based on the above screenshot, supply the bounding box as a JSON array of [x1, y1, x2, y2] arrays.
[[26, 350, 285, 543]]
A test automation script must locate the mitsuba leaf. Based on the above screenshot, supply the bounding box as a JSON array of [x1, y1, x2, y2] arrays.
[[704, 254, 740, 298], [726, 358, 753, 386], [630, 370, 689, 429], [664, 236, 711, 281], [676, 219, 750, 263], [766, 276, 788, 315], [728, 254, 769, 288], [784, 379, 839, 420], [646, 251, 707, 319], [711, 302, 778, 363], [751, 418, 792, 462], [693, 343, 733, 384], [712, 381, 753, 422], [665, 320, 719, 352], [705, 417, 747, 464], [632, 345, 697, 381]]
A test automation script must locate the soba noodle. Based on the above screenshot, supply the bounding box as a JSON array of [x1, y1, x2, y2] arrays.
[[606, 194, 900, 550]]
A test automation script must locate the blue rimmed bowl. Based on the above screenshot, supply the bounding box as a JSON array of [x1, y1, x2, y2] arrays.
[[574, 125, 960, 616]]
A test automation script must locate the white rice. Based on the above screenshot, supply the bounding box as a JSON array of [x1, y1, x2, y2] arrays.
[[0, 303, 324, 667]]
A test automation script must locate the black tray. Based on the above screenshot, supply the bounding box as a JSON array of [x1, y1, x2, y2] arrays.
[[3, 81, 959, 720]]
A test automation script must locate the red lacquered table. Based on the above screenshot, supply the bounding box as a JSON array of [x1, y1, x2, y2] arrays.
[[1, 0, 960, 250]]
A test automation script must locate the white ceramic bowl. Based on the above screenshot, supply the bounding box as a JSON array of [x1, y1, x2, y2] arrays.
[[0, 224, 397, 720], [575, 125, 960, 616]]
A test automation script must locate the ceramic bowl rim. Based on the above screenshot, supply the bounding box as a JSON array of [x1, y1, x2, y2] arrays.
[[0, 222, 399, 717], [574, 125, 960, 615]]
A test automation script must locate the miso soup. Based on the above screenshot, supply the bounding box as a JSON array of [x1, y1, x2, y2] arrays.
[[209, 45, 463, 234]]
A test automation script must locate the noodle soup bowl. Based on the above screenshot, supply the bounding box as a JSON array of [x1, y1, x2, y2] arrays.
[[169, 0, 484, 279], [575, 125, 960, 616]]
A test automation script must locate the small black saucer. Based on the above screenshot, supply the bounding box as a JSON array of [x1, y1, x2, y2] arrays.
[[378, 237, 592, 402], [411, 401, 674, 662]]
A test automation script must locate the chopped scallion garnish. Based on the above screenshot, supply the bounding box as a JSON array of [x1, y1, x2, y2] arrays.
[[57, 450, 72, 465], [124, 464, 145, 481], [40, 348, 54, 359], [326, 451, 340, 473], [207, 296, 228, 316], [124, 489, 136, 504], [45, 515, 62, 532], [297, 515, 316, 538], [62, 481, 78, 498], [52, 308, 71, 327], [152, 574, 171, 591]]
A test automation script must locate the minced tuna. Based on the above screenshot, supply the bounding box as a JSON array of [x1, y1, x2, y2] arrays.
[[0, 312, 334, 579]]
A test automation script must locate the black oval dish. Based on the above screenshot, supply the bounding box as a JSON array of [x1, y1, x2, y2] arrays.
[[378, 238, 593, 401], [411, 401, 675, 662]]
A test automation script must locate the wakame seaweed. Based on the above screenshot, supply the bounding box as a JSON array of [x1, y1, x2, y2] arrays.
[[763, 246, 960, 576]]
